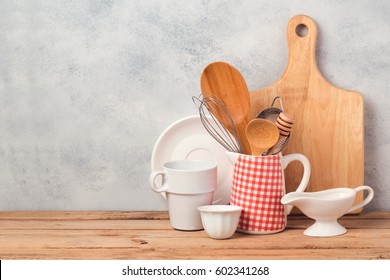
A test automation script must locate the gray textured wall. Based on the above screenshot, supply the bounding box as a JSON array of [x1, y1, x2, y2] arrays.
[[0, 0, 388, 210]]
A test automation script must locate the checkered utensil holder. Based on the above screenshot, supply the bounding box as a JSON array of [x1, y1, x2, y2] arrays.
[[230, 153, 286, 233]]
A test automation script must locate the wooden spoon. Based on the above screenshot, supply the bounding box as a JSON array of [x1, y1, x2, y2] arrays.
[[246, 119, 279, 156], [201, 62, 252, 155]]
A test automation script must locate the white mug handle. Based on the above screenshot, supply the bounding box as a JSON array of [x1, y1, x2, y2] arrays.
[[346, 186, 374, 213], [149, 171, 168, 193], [282, 154, 311, 214]]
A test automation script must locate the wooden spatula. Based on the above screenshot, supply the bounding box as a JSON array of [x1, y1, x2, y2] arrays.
[[201, 62, 252, 155]]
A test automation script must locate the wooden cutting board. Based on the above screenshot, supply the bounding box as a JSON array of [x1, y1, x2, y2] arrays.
[[250, 15, 364, 212]]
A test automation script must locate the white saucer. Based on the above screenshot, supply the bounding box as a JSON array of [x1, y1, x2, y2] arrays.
[[151, 115, 232, 204]]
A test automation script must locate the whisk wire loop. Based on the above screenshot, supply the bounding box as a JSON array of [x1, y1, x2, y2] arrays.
[[193, 95, 243, 154]]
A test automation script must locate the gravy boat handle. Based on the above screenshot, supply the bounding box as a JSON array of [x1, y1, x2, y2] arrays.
[[346, 186, 374, 213]]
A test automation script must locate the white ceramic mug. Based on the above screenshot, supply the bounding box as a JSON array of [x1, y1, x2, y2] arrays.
[[149, 160, 217, 230]]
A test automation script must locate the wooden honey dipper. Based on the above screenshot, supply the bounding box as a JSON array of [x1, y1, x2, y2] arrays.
[[267, 112, 294, 155]]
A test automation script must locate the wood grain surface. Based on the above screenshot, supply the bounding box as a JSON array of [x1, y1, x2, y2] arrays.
[[250, 15, 364, 211], [0, 211, 389, 260], [201, 61, 252, 154]]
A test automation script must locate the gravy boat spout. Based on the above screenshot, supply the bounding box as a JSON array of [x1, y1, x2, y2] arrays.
[[281, 186, 374, 237], [281, 191, 318, 211]]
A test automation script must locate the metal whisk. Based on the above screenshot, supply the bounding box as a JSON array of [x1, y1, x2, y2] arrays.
[[192, 95, 243, 154]]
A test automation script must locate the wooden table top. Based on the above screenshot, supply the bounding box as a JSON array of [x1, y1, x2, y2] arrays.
[[0, 211, 389, 260]]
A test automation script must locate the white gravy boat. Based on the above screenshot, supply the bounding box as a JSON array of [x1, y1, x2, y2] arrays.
[[281, 186, 374, 237]]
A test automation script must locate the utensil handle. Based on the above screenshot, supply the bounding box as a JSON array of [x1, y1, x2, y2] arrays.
[[346, 186, 374, 213], [282, 154, 311, 214], [286, 15, 318, 76], [149, 171, 168, 193]]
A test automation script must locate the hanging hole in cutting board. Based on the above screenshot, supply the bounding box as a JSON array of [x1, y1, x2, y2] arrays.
[[296, 24, 308, 37]]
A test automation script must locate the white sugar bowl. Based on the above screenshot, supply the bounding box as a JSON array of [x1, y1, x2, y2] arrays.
[[198, 205, 243, 239]]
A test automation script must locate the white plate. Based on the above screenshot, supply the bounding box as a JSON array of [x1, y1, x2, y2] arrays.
[[151, 115, 232, 204]]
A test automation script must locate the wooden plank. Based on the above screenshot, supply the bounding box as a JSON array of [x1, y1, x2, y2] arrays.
[[1, 210, 387, 221], [0, 229, 388, 250], [0, 213, 388, 230], [0, 247, 388, 260], [0, 211, 169, 220], [0, 220, 171, 230], [0, 211, 389, 260], [0, 247, 389, 260], [0, 210, 387, 220]]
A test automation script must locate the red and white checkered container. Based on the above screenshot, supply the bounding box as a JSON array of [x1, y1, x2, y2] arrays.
[[227, 151, 311, 234]]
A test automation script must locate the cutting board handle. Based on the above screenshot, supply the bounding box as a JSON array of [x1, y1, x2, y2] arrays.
[[285, 15, 319, 81]]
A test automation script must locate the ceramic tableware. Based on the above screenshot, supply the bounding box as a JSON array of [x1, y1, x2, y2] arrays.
[[151, 115, 232, 204], [198, 205, 243, 239], [281, 186, 374, 237], [227, 151, 311, 234], [149, 160, 217, 230]]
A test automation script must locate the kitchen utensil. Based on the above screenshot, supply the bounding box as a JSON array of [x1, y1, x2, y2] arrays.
[[150, 160, 217, 231], [151, 115, 233, 205], [250, 15, 364, 212], [256, 96, 290, 155], [198, 205, 243, 239], [267, 112, 294, 155], [227, 151, 311, 234], [245, 119, 279, 156], [281, 186, 374, 237], [257, 96, 284, 123], [201, 61, 252, 155], [192, 95, 242, 153]]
